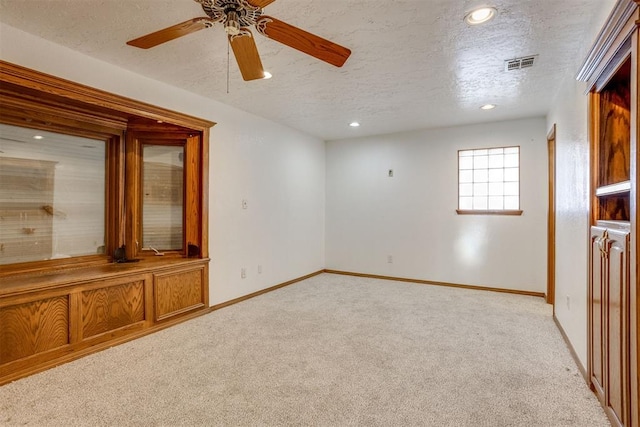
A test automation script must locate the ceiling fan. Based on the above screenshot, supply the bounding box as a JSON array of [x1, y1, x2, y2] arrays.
[[126, 0, 352, 81]]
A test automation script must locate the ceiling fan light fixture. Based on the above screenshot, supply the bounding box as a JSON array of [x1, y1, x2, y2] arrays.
[[263, 71, 272, 79], [349, 121, 360, 127], [224, 10, 241, 36], [464, 7, 497, 25]]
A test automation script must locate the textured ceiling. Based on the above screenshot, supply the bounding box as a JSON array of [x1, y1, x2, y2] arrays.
[[0, 0, 602, 140]]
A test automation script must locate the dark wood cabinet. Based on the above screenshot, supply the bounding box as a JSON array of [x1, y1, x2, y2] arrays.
[[578, 1, 639, 425], [590, 224, 631, 426]]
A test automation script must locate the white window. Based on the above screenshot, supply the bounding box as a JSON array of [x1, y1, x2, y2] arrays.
[[0, 123, 106, 265], [142, 144, 184, 251], [458, 146, 521, 213]]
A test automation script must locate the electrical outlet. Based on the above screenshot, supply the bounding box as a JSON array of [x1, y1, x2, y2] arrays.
[[387, 255, 393, 264], [241, 268, 246, 279], [242, 199, 248, 209], [258, 265, 262, 274], [388, 169, 394, 177], [566, 295, 570, 310]]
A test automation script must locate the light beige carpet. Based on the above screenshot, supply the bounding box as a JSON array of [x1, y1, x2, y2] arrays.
[[0, 273, 609, 426]]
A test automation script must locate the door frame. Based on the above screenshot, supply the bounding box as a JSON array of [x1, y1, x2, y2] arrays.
[[547, 124, 556, 307]]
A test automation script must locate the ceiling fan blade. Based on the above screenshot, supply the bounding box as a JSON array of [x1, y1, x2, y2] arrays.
[[229, 29, 266, 81], [256, 16, 351, 67], [127, 17, 214, 49], [246, 0, 277, 7]]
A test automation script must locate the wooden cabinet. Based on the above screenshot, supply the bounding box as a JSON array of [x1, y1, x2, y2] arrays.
[[578, 1, 639, 426], [154, 266, 206, 321], [0, 258, 209, 385], [590, 224, 631, 426], [0, 61, 213, 385]]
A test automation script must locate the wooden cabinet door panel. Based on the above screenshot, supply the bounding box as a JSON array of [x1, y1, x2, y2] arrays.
[[0, 295, 69, 364], [590, 227, 606, 397], [154, 266, 205, 321], [605, 228, 630, 426], [81, 280, 145, 339]]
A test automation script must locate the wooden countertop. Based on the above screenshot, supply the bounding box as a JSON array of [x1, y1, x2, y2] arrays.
[[0, 257, 209, 297]]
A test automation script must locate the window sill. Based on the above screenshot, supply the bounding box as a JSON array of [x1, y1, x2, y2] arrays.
[[456, 209, 523, 216]]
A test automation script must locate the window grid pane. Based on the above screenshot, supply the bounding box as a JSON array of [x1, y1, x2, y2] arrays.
[[458, 146, 520, 211], [459, 183, 473, 196], [459, 170, 473, 183], [459, 156, 473, 170]]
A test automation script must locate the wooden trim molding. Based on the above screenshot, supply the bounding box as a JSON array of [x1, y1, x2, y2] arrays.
[[209, 270, 546, 313], [632, 22, 640, 427], [0, 94, 128, 135], [576, 0, 638, 85], [210, 270, 325, 311], [323, 270, 545, 298], [456, 210, 523, 216], [547, 124, 557, 307], [553, 314, 589, 385], [0, 61, 215, 131]]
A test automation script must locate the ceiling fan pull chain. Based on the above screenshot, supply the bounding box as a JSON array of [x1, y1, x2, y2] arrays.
[[227, 38, 230, 94]]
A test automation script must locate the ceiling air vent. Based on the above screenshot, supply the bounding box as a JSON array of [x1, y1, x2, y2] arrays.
[[504, 55, 538, 71]]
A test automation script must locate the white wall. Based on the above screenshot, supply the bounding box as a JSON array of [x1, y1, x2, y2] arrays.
[[0, 23, 325, 305], [326, 118, 548, 292], [546, 0, 617, 369]]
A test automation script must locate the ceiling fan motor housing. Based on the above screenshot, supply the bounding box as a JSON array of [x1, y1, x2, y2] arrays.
[[195, 0, 263, 27]]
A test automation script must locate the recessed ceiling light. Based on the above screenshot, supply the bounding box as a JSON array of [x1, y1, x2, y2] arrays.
[[464, 7, 497, 25], [480, 104, 496, 110], [349, 122, 360, 127], [263, 71, 272, 79], [33, 135, 44, 140]]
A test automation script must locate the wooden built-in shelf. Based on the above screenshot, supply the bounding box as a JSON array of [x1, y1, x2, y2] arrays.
[[595, 180, 631, 196], [596, 219, 632, 231]]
